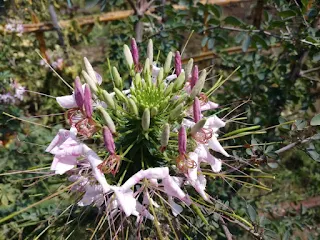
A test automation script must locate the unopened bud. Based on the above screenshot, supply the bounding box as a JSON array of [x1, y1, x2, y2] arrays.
[[101, 90, 115, 110], [169, 103, 184, 120], [134, 73, 142, 88], [161, 123, 170, 148], [190, 119, 206, 136], [150, 107, 158, 117], [84, 85, 93, 118], [103, 126, 115, 155], [97, 106, 116, 134], [143, 58, 152, 86], [191, 65, 198, 89], [190, 69, 206, 99], [84, 57, 97, 83], [164, 83, 174, 96], [124, 44, 133, 69], [175, 51, 182, 76], [164, 51, 173, 75], [131, 38, 139, 66], [114, 88, 128, 103], [147, 39, 153, 64], [74, 76, 84, 108], [142, 108, 150, 131], [128, 98, 139, 116], [156, 67, 164, 86], [82, 70, 98, 93], [193, 97, 201, 123], [173, 72, 186, 92], [112, 66, 123, 90], [185, 58, 193, 79], [178, 126, 187, 155]]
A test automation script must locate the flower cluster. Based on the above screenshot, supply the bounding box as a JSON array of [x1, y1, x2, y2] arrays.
[[46, 39, 230, 230], [0, 80, 25, 104]]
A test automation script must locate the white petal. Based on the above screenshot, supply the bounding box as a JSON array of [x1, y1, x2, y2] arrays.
[[114, 190, 137, 217], [208, 136, 230, 157], [51, 156, 76, 174], [187, 152, 198, 182], [205, 115, 225, 132], [168, 197, 183, 217], [163, 176, 191, 205], [56, 95, 77, 109], [201, 101, 219, 111], [182, 118, 195, 129]]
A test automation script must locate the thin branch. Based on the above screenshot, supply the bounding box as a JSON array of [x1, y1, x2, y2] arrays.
[[275, 136, 314, 154], [220, 217, 233, 240]]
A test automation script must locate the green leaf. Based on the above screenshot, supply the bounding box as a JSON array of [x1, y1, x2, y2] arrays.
[[208, 18, 220, 27], [252, 34, 268, 49], [224, 16, 243, 26], [201, 36, 208, 47], [279, 10, 297, 18], [310, 114, 320, 126], [295, 119, 307, 130], [267, 162, 279, 168], [208, 38, 214, 50], [247, 205, 257, 222], [209, 4, 222, 18], [242, 34, 251, 52]]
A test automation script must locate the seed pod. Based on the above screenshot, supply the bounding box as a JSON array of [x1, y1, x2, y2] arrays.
[[175, 51, 182, 77], [74, 76, 84, 108], [82, 70, 98, 93], [150, 107, 158, 117], [156, 67, 164, 86], [101, 90, 115, 110], [147, 39, 153, 64], [161, 123, 170, 148], [112, 66, 123, 90], [143, 58, 152, 86], [103, 126, 115, 155], [97, 106, 116, 134], [190, 69, 206, 99], [123, 44, 133, 69], [173, 72, 186, 92], [190, 119, 206, 135], [142, 108, 150, 131], [84, 85, 93, 118], [169, 103, 184, 120], [193, 97, 201, 123], [114, 88, 128, 103], [185, 58, 193, 79], [164, 51, 173, 75], [131, 38, 139, 66], [191, 65, 198, 89], [164, 83, 174, 96], [128, 98, 139, 116], [178, 126, 187, 155], [130, 95, 138, 103], [134, 73, 142, 88], [84, 57, 97, 83]]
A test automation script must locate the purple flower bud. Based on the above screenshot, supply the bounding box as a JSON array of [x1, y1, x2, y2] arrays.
[[103, 126, 116, 155], [178, 126, 187, 155], [84, 85, 93, 118], [193, 97, 201, 123], [131, 38, 139, 66], [74, 77, 84, 108], [191, 65, 198, 89], [175, 51, 182, 77]]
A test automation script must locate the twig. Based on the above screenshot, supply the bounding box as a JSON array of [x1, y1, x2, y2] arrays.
[[275, 136, 314, 154], [227, 217, 263, 239], [220, 216, 233, 240]]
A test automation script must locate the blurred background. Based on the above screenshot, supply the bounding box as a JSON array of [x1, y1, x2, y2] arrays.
[[0, 0, 320, 239]]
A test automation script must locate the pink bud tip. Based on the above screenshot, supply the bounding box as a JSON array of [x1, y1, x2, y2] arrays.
[[193, 97, 201, 123], [84, 85, 93, 118], [103, 126, 116, 155], [175, 51, 182, 76], [74, 77, 84, 108], [178, 126, 187, 155], [131, 38, 139, 66], [191, 65, 198, 89]]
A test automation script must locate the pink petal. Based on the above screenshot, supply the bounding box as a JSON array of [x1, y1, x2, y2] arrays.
[[205, 115, 225, 132], [51, 155, 77, 174], [201, 101, 219, 111], [187, 152, 198, 182], [163, 175, 191, 205], [56, 95, 77, 109], [208, 136, 229, 157], [168, 197, 183, 217], [182, 118, 195, 129], [114, 190, 137, 217]]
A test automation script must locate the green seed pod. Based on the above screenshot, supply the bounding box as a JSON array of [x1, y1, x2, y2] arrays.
[[164, 51, 173, 75], [142, 108, 150, 131], [156, 67, 164, 86], [169, 103, 184, 120], [173, 72, 186, 92], [101, 90, 115, 110], [123, 44, 133, 69], [161, 123, 170, 147], [190, 119, 207, 135], [130, 95, 138, 103], [134, 73, 142, 88], [82, 70, 98, 93], [128, 98, 139, 116], [171, 93, 188, 107], [112, 66, 123, 90], [164, 83, 174, 97], [97, 106, 116, 134], [147, 39, 153, 64], [185, 58, 194, 79], [143, 58, 152, 86], [159, 81, 166, 92], [114, 88, 128, 103], [150, 107, 158, 117], [83, 57, 97, 83], [190, 69, 206, 99]]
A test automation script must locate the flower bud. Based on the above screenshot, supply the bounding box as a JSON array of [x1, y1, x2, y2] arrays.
[[156, 67, 164, 86], [193, 97, 201, 123], [131, 38, 139, 66], [173, 72, 185, 92], [82, 70, 98, 93], [190, 119, 206, 136], [112, 66, 123, 90], [164, 51, 173, 75], [84, 57, 97, 83], [84, 85, 93, 118], [150, 107, 158, 117], [161, 123, 170, 149], [175, 51, 182, 76], [134, 73, 142, 88], [185, 58, 193, 79], [97, 106, 116, 134], [74, 76, 84, 108], [143, 58, 152, 86], [178, 126, 187, 155], [103, 126, 115, 155], [128, 98, 139, 116], [101, 90, 115, 110], [190, 69, 206, 99], [124, 44, 133, 69], [114, 88, 128, 103], [142, 108, 150, 131], [191, 65, 198, 89], [169, 103, 184, 120], [147, 39, 153, 64], [164, 83, 174, 97]]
